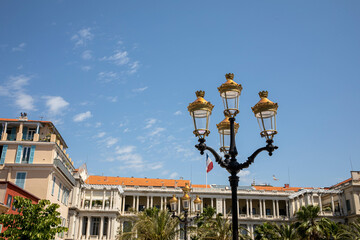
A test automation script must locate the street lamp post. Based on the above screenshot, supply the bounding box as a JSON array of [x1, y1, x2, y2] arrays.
[[187, 73, 279, 240], [170, 183, 202, 240]]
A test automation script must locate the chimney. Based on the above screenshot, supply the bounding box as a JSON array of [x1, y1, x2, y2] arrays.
[[284, 184, 289, 188]]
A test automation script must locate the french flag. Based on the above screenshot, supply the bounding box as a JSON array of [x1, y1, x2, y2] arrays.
[[206, 153, 213, 173]]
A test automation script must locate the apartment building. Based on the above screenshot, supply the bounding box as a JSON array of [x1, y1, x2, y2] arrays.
[[0, 115, 76, 239], [0, 115, 359, 240]]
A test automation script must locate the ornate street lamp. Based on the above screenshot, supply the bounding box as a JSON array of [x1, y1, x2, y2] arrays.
[[170, 183, 202, 240], [188, 73, 279, 240]]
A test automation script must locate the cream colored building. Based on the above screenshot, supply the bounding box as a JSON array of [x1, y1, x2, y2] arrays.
[[0, 115, 76, 239], [0, 116, 359, 240]]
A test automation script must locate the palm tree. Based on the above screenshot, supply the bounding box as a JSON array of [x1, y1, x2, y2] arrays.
[[320, 217, 345, 240], [254, 222, 279, 240], [274, 223, 299, 240], [338, 218, 360, 240], [117, 207, 179, 240], [295, 205, 325, 240]]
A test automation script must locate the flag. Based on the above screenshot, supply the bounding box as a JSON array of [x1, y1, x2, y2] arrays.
[[206, 153, 213, 173], [273, 175, 279, 181]]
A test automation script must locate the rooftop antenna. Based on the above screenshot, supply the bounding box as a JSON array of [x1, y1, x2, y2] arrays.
[[39, 116, 44, 121]]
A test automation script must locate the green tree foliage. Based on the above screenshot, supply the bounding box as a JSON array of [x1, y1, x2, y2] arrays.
[[117, 207, 179, 240], [0, 196, 67, 240], [295, 205, 325, 239]]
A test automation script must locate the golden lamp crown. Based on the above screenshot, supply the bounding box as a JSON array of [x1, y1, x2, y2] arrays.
[[225, 73, 234, 80], [195, 90, 205, 98], [259, 91, 268, 98]]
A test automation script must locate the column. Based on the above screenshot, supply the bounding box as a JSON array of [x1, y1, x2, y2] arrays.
[[16, 123, 23, 141], [246, 199, 249, 217], [107, 217, 111, 240], [99, 216, 104, 239], [132, 195, 135, 210], [338, 194, 343, 215], [90, 191, 93, 210], [211, 198, 213, 208], [319, 194, 323, 213], [276, 200, 280, 218], [77, 216, 83, 239], [111, 217, 116, 239], [247, 225, 251, 238], [86, 216, 91, 239], [331, 195, 335, 214], [177, 197, 181, 215], [102, 190, 106, 209], [122, 196, 125, 214], [272, 200, 276, 217], [286, 200, 289, 218], [201, 198, 204, 213], [263, 199, 266, 217], [223, 199, 226, 216], [110, 191, 113, 210], [137, 196, 139, 212], [118, 193, 122, 210], [146, 196, 149, 209], [259, 199, 262, 217], [161, 196, 163, 210], [311, 193, 314, 205], [250, 199, 253, 217], [151, 196, 154, 208]]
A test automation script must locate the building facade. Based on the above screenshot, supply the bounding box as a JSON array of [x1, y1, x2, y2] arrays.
[[0, 116, 359, 240]]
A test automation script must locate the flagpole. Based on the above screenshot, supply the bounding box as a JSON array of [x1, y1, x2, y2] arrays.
[[206, 171, 207, 188]]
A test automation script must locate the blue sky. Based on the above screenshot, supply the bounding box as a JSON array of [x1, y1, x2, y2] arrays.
[[1, 1, 360, 188]]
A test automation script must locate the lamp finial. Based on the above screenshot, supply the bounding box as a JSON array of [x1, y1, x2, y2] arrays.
[[225, 73, 234, 80], [259, 91, 268, 98], [195, 90, 205, 98]]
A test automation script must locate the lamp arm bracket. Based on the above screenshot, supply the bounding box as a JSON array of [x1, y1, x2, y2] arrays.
[[195, 139, 228, 168], [239, 140, 278, 171], [171, 213, 186, 223]]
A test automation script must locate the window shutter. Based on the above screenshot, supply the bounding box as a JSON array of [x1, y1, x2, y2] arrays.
[[15, 145, 22, 163], [29, 146, 35, 164], [0, 125, 3, 139], [22, 127, 28, 140], [0, 145, 8, 164]]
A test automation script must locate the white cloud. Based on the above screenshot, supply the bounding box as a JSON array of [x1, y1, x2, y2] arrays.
[[101, 50, 129, 65], [73, 111, 92, 122], [107, 96, 118, 102], [82, 50, 93, 60], [96, 132, 106, 138], [12, 42, 26, 52], [149, 127, 165, 136], [123, 128, 129, 133], [128, 61, 140, 74], [169, 172, 179, 179], [71, 28, 93, 47], [144, 118, 157, 129], [81, 66, 91, 71], [239, 170, 250, 177], [44, 96, 69, 115], [97, 71, 119, 83], [105, 137, 118, 148], [95, 122, 102, 128], [174, 111, 182, 115], [16, 93, 35, 111], [132, 87, 148, 93], [115, 145, 136, 155], [9, 75, 31, 90]]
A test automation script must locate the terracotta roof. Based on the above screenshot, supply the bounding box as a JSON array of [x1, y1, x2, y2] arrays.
[[192, 184, 211, 188], [0, 118, 51, 123], [329, 178, 351, 189], [252, 185, 313, 192], [85, 175, 190, 188]]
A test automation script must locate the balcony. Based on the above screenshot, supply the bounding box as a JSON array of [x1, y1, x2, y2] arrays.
[[54, 159, 76, 186]]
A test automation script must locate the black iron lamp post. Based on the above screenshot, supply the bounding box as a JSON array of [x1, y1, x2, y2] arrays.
[[187, 73, 279, 240], [170, 183, 202, 240]]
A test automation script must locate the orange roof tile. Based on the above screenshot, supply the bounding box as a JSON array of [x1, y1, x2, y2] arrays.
[[329, 178, 351, 189], [252, 185, 312, 192], [192, 184, 211, 188], [0, 118, 51, 123], [85, 175, 190, 188]]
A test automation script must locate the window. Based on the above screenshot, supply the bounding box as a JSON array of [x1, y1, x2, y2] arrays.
[[12, 199, 17, 210], [82, 217, 88, 236], [58, 183, 62, 201], [103, 217, 108, 236], [6, 195, 12, 207], [21, 147, 31, 163], [252, 208, 256, 215], [346, 199, 351, 212], [15, 172, 26, 188], [51, 176, 56, 196], [266, 208, 271, 216], [90, 217, 100, 236], [23, 129, 36, 141], [62, 187, 70, 205]]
